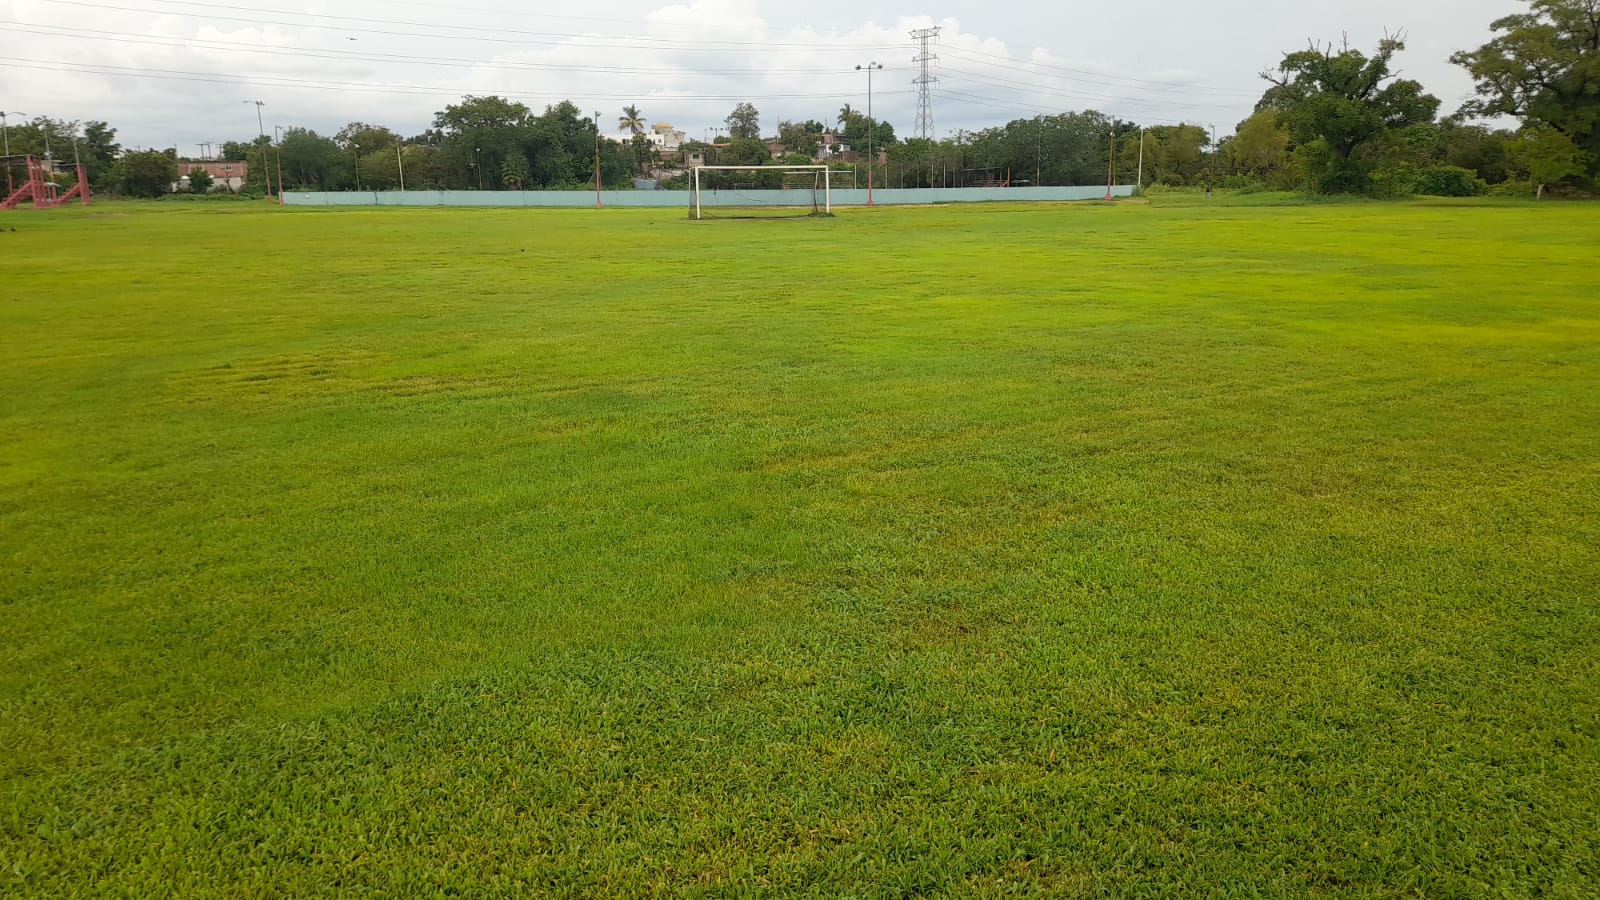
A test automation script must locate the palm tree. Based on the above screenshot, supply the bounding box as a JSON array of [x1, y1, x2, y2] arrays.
[[618, 105, 646, 136], [837, 104, 855, 128]]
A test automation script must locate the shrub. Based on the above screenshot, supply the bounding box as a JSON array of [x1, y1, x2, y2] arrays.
[[1488, 179, 1537, 198], [1413, 165, 1486, 197], [1219, 175, 1266, 193]]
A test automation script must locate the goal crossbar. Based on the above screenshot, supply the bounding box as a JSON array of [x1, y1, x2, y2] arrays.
[[690, 165, 831, 219]]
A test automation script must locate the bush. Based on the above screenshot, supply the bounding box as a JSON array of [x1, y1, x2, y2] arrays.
[[157, 191, 267, 202], [1218, 175, 1266, 193], [1488, 179, 1538, 198], [1412, 165, 1486, 197]]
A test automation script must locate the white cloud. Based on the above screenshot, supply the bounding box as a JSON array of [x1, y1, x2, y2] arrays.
[[0, 0, 1512, 153]]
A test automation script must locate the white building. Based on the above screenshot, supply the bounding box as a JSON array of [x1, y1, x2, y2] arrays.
[[649, 123, 686, 152], [612, 123, 687, 153]]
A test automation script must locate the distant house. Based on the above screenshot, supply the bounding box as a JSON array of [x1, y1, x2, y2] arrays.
[[649, 123, 685, 152], [767, 141, 786, 160], [610, 123, 687, 154], [816, 131, 853, 162], [174, 160, 247, 192]]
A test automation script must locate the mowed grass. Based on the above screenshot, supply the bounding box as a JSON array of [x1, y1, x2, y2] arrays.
[[2, 198, 1597, 896]]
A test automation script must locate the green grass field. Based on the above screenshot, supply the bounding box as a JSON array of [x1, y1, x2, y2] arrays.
[[3, 198, 1598, 896]]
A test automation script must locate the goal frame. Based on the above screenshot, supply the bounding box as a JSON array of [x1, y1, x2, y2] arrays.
[[690, 165, 832, 220]]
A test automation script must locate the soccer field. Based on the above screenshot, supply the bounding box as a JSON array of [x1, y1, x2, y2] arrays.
[[3, 199, 1598, 895]]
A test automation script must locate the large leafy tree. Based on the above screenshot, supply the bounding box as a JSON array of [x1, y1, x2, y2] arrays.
[[964, 111, 1113, 186], [725, 103, 761, 139], [838, 112, 897, 153], [278, 128, 350, 190], [1510, 125, 1593, 194], [776, 119, 822, 157], [1228, 109, 1292, 180], [185, 166, 214, 193], [1435, 118, 1516, 184], [335, 122, 400, 154], [1451, 0, 1600, 183], [111, 149, 177, 198], [79, 121, 120, 187], [1259, 37, 1440, 193], [433, 95, 533, 189]]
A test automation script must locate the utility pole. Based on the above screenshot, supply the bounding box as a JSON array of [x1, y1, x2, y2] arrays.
[[243, 100, 270, 196], [856, 61, 883, 206], [352, 141, 361, 191], [910, 26, 940, 141], [1035, 115, 1042, 185], [396, 141, 406, 192], [594, 110, 602, 208], [273, 126, 286, 205], [0, 110, 23, 197], [1137, 127, 1145, 192], [475, 146, 482, 190], [1105, 120, 1117, 201]]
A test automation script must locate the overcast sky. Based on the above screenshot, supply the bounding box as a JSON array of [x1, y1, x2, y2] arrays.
[[1, 0, 1516, 154]]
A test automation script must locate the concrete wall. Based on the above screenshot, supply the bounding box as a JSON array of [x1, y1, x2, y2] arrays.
[[281, 185, 1133, 208]]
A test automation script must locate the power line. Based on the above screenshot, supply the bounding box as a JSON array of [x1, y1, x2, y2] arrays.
[[0, 22, 876, 76], [38, 0, 901, 52], [941, 68, 1250, 112], [0, 55, 919, 102], [941, 46, 1261, 96]]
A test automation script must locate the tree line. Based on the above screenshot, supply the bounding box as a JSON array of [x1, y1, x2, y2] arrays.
[[4, 0, 1595, 199]]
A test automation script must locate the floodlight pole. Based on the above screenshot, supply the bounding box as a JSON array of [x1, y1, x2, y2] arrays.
[[0, 110, 22, 197], [352, 142, 362, 191], [856, 61, 883, 206], [244, 100, 270, 197], [1105, 119, 1117, 201], [274, 125, 286, 205], [396, 142, 406, 192], [1137, 127, 1145, 192], [594, 110, 603, 208]]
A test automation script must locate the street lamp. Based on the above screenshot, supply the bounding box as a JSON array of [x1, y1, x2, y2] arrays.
[[352, 141, 362, 191], [475, 146, 482, 190], [243, 100, 269, 195], [855, 61, 883, 206], [0, 109, 24, 196], [273, 125, 287, 205]]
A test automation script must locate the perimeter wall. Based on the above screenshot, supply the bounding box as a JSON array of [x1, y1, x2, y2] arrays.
[[281, 186, 1134, 208]]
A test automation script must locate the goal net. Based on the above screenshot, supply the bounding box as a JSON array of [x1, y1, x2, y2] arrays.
[[689, 165, 832, 219]]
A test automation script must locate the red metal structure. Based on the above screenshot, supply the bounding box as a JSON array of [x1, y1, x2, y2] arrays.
[[1, 156, 90, 210]]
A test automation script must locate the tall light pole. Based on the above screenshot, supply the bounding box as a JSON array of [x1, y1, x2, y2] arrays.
[[1105, 119, 1117, 202], [593, 110, 602, 208], [1136, 127, 1145, 193], [273, 125, 286, 204], [475, 146, 482, 190], [0, 110, 23, 196], [856, 61, 882, 206], [243, 100, 270, 196], [351, 141, 362, 191]]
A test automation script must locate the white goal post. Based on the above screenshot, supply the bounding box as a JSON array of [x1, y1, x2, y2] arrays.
[[690, 165, 832, 219]]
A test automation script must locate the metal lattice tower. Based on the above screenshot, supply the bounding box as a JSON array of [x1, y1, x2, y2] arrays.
[[910, 26, 940, 141]]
